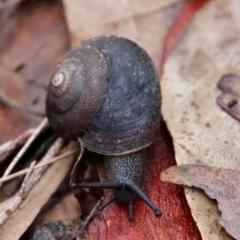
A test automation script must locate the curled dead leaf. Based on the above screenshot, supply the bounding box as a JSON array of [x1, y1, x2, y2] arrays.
[[217, 73, 240, 121], [161, 164, 240, 240]]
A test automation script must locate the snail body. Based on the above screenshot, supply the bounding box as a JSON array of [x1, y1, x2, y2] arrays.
[[46, 36, 161, 219]]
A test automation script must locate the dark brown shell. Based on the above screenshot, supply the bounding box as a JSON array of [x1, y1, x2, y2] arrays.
[[46, 46, 108, 138], [46, 36, 161, 155]]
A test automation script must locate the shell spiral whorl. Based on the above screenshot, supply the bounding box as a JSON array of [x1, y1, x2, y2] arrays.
[[46, 46, 109, 139]]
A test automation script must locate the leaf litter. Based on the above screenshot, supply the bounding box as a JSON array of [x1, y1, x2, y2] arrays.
[[161, 0, 240, 238], [161, 164, 240, 240]]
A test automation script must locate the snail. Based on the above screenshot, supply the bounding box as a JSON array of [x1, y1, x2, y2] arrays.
[[46, 35, 162, 220]]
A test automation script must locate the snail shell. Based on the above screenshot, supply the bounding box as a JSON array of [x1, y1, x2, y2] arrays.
[[46, 36, 161, 155]]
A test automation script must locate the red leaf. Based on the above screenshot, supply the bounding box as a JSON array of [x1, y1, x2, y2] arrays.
[[87, 122, 201, 240]]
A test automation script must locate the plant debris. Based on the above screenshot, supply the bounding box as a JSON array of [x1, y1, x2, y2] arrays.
[[161, 164, 240, 240]]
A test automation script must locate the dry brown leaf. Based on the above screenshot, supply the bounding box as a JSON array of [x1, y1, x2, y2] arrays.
[[161, 0, 240, 239], [0, 67, 42, 144], [217, 73, 240, 120], [161, 164, 240, 240], [0, 0, 69, 144], [62, 0, 183, 68]]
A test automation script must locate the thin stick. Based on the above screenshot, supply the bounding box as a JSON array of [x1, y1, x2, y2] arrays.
[[81, 199, 103, 229], [0, 118, 48, 186], [0, 138, 66, 227], [0, 148, 78, 183], [70, 138, 84, 185], [20, 161, 37, 193], [0, 161, 37, 227], [0, 128, 35, 163]]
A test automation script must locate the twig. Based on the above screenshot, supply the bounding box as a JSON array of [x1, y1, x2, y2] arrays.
[[0, 128, 35, 163], [19, 161, 37, 197], [0, 118, 48, 187], [70, 138, 84, 185], [0, 138, 66, 227], [0, 161, 37, 227], [81, 199, 102, 229], [0, 148, 78, 183]]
